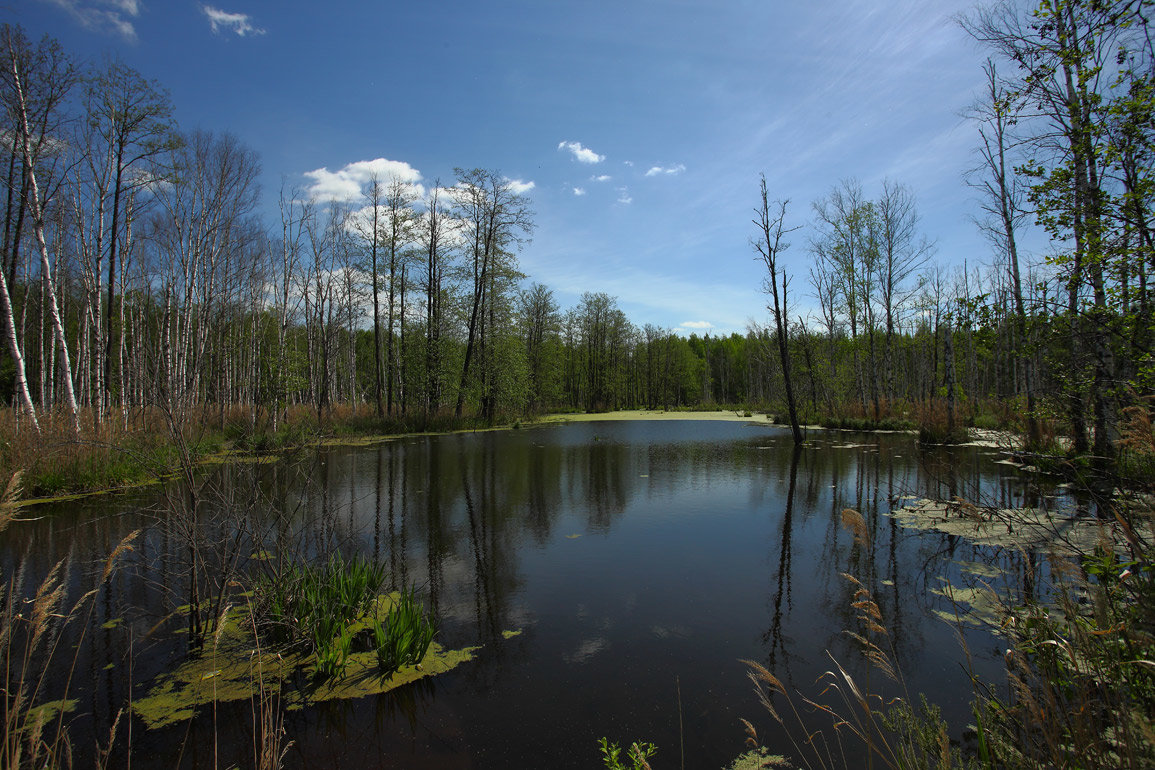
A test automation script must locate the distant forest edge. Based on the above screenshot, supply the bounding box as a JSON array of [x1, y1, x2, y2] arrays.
[[2, 0, 1154, 493]]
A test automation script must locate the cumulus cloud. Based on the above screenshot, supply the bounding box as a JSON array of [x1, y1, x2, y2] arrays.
[[680, 321, 713, 330], [616, 187, 632, 205], [45, 0, 139, 40], [303, 158, 423, 203], [558, 140, 605, 164], [504, 177, 536, 195], [573, 187, 586, 196], [645, 164, 686, 177], [591, 174, 611, 182], [202, 6, 266, 37]]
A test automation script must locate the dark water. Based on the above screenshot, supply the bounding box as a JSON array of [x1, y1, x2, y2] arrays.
[[5, 421, 1048, 768]]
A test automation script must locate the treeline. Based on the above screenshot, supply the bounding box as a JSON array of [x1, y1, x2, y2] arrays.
[[3, 0, 1155, 470]]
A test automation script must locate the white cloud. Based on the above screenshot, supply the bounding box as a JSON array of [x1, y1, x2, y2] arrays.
[[557, 140, 605, 164], [45, 0, 139, 39], [645, 164, 687, 177], [616, 187, 632, 205], [202, 6, 266, 37], [591, 175, 611, 182], [680, 321, 713, 330], [504, 177, 536, 195], [302, 158, 423, 203], [573, 187, 586, 196]]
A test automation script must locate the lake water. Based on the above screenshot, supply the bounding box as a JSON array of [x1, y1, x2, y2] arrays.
[[6, 420, 1046, 768]]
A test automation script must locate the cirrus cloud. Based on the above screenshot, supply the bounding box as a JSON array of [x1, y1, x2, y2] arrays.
[[645, 164, 686, 177], [202, 5, 266, 37], [44, 0, 139, 40]]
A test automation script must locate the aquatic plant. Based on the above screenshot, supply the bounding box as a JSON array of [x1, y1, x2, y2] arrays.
[[254, 553, 386, 678], [742, 501, 1155, 770], [373, 588, 436, 677], [597, 737, 658, 770]]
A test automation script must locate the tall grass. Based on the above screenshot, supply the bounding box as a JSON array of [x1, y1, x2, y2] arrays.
[[373, 588, 436, 677], [744, 496, 1155, 770], [254, 553, 386, 670], [0, 471, 140, 769]]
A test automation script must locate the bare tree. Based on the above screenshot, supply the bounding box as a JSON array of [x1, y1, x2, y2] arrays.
[[85, 57, 175, 419], [968, 58, 1041, 445], [753, 175, 803, 444], [875, 179, 933, 401], [382, 176, 417, 416], [4, 25, 81, 435]]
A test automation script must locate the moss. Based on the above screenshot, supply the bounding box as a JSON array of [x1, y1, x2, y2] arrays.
[[133, 597, 484, 730]]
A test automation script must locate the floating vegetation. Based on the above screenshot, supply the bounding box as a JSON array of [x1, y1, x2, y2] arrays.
[[133, 597, 486, 730], [930, 577, 1005, 629], [885, 498, 1133, 555], [954, 560, 1004, 579], [501, 629, 522, 640]]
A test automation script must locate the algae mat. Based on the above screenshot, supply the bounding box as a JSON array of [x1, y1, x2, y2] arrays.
[[885, 498, 1136, 555], [535, 410, 774, 423], [134, 602, 491, 730]]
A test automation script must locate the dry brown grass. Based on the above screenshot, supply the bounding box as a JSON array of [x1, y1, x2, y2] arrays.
[[0, 470, 140, 769]]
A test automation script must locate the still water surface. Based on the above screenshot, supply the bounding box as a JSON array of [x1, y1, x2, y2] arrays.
[[10, 420, 1044, 767]]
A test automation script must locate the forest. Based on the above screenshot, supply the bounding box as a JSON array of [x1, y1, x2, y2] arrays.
[[0, 0, 1153, 490]]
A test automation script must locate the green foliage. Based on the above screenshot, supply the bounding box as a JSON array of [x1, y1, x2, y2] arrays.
[[254, 554, 386, 679], [819, 414, 915, 432], [975, 544, 1155, 768], [373, 588, 436, 677], [879, 694, 969, 770], [597, 737, 658, 770]]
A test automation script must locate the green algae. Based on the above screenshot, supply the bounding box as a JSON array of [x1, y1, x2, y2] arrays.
[[22, 698, 78, 729], [501, 629, 522, 639], [133, 597, 485, 730]]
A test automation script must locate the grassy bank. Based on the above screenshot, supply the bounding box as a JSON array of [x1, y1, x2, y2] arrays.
[[0, 404, 504, 503]]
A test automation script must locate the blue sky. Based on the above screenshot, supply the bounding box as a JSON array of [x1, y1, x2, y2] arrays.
[[17, 0, 1001, 334]]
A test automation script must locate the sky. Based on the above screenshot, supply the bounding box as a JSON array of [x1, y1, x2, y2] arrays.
[[13, 0, 1007, 335]]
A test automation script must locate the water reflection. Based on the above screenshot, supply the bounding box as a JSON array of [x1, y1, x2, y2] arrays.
[[4, 421, 1065, 768]]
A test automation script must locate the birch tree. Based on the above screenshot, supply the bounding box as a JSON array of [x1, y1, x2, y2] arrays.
[[4, 25, 81, 435]]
